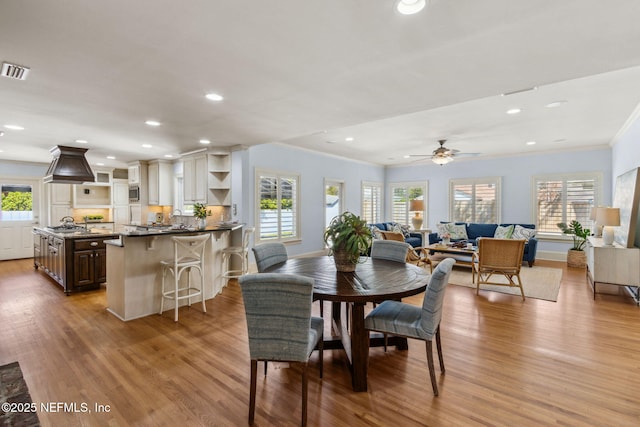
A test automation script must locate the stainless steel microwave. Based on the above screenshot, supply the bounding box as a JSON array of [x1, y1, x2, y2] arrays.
[[129, 184, 140, 203]]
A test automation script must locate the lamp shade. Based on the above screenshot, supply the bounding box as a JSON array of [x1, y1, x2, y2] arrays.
[[409, 199, 424, 212], [596, 207, 620, 226]]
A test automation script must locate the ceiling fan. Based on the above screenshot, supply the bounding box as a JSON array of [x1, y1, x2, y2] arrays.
[[408, 139, 480, 165]]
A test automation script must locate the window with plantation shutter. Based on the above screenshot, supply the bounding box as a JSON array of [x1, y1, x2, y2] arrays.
[[389, 181, 427, 226], [361, 182, 382, 223], [533, 173, 601, 234], [255, 169, 300, 243], [450, 177, 501, 223]]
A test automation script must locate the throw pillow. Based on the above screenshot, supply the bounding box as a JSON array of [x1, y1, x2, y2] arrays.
[[436, 223, 450, 238], [399, 224, 412, 237], [388, 223, 406, 236], [512, 225, 536, 241], [449, 223, 468, 240], [494, 224, 514, 239], [370, 225, 383, 240], [437, 222, 468, 240]]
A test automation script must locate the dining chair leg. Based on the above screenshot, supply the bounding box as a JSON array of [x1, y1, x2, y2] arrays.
[[301, 362, 308, 427], [435, 326, 445, 373], [426, 340, 439, 396], [249, 360, 257, 425], [319, 300, 324, 318], [264, 361, 268, 376]]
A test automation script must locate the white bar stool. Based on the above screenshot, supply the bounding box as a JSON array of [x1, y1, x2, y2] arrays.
[[160, 233, 210, 322], [221, 227, 255, 285]]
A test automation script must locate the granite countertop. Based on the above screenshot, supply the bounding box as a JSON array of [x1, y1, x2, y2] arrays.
[[34, 226, 120, 239], [120, 223, 243, 237]]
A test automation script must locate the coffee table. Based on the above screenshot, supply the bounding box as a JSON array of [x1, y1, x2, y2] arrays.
[[423, 242, 477, 268]]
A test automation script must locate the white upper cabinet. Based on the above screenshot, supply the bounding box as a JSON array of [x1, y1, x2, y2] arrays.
[[182, 151, 231, 206], [128, 163, 141, 184], [148, 160, 173, 206], [183, 154, 207, 204]]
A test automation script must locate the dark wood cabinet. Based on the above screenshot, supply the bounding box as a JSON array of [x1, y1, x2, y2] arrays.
[[72, 239, 107, 287], [34, 228, 114, 294]]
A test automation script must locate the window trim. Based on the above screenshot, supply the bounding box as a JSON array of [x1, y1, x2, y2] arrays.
[[255, 168, 301, 244], [388, 180, 428, 228], [449, 176, 502, 223], [531, 171, 602, 239], [361, 181, 383, 224]]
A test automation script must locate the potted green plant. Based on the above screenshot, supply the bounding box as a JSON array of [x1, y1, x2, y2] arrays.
[[323, 211, 372, 272], [557, 220, 590, 268], [193, 202, 210, 229]]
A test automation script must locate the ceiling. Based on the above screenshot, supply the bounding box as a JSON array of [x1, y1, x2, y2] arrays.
[[1, 0, 640, 169]]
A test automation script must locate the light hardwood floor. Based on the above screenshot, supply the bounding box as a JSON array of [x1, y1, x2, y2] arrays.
[[1, 258, 639, 426]]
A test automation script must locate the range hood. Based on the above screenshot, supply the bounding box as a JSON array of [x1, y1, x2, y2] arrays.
[[43, 146, 95, 184]]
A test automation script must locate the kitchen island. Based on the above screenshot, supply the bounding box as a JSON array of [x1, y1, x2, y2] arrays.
[[33, 226, 120, 294], [105, 224, 243, 321]]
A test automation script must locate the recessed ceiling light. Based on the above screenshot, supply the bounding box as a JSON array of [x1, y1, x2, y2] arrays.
[[4, 124, 24, 130], [106, 155, 116, 160], [75, 139, 88, 144], [345, 137, 354, 142], [199, 139, 211, 145], [526, 141, 536, 145], [145, 120, 161, 126], [0, 131, 4, 137], [96, 162, 104, 166], [396, 0, 426, 15], [506, 108, 521, 115], [403, 155, 411, 158], [164, 154, 174, 158], [205, 93, 224, 101], [545, 100, 568, 108], [142, 144, 152, 148]]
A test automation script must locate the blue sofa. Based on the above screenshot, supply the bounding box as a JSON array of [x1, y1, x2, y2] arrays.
[[369, 222, 422, 248], [428, 222, 538, 267]]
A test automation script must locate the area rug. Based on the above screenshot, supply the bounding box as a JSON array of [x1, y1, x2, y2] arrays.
[[447, 266, 563, 302], [0, 361, 40, 426]]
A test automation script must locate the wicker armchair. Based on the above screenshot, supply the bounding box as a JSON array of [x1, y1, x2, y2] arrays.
[[380, 231, 434, 271], [472, 238, 526, 300]]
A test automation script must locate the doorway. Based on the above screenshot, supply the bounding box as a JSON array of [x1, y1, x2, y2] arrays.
[[0, 179, 41, 260]]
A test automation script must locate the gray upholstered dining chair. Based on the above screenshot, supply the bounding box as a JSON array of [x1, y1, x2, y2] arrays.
[[370, 239, 411, 263], [364, 257, 456, 396], [239, 273, 324, 426], [252, 242, 288, 272]]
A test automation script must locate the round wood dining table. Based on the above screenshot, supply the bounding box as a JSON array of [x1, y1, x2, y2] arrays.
[[264, 256, 430, 392]]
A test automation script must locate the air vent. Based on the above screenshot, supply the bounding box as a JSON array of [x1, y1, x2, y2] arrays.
[[1, 62, 30, 80]]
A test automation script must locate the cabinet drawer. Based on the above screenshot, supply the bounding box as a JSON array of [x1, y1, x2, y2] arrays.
[[75, 239, 106, 250]]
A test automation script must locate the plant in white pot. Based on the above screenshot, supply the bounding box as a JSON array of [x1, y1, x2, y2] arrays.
[[323, 211, 372, 272], [193, 202, 210, 229], [557, 220, 590, 268]]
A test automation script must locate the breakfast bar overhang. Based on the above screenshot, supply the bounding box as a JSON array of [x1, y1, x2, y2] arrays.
[[105, 224, 243, 321]]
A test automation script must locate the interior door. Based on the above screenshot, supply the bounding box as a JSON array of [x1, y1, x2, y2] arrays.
[[0, 179, 41, 260]]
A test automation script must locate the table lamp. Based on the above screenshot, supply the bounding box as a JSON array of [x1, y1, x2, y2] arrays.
[[409, 199, 424, 230], [596, 207, 620, 246]]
